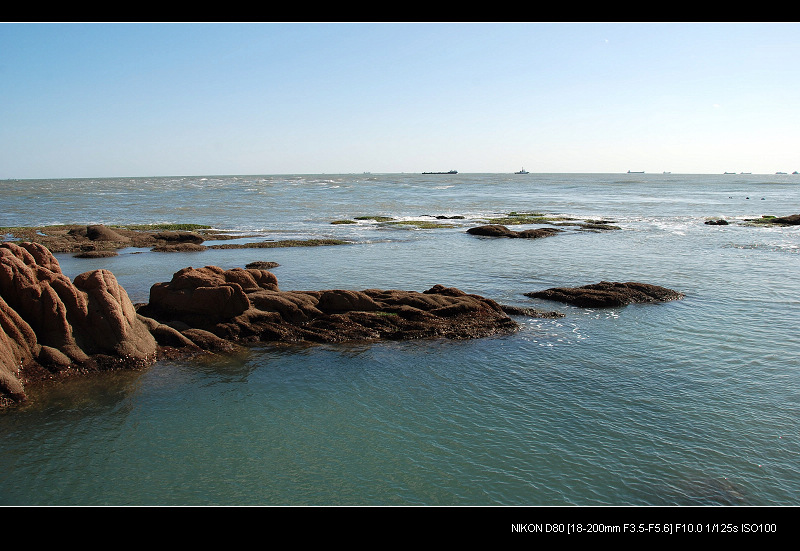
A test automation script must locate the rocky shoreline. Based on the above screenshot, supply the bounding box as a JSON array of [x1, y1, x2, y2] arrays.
[[10, 204, 793, 409], [4, 209, 793, 260], [1, 241, 554, 408], [0, 223, 350, 255], [0, 238, 687, 409]]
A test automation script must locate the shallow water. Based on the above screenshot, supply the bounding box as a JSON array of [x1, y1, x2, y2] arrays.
[[1, 172, 798, 505]]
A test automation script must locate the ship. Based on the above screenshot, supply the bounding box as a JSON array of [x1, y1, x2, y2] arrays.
[[515, 167, 529, 174], [422, 170, 458, 174], [627, 170, 644, 174]]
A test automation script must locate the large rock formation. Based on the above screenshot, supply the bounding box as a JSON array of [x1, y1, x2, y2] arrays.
[[0, 242, 159, 406], [525, 281, 684, 308], [1, 242, 522, 407], [137, 266, 519, 345]]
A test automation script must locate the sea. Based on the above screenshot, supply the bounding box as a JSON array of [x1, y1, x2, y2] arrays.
[[0, 172, 798, 510]]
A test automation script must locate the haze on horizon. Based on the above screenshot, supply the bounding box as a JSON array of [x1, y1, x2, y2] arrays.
[[1, 22, 799, 179]]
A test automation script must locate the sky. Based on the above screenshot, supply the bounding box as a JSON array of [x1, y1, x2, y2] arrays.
[[1, 22, 799, 178]]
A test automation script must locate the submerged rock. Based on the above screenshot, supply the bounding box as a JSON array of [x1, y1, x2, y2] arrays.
[[526, 281, 684, 308]]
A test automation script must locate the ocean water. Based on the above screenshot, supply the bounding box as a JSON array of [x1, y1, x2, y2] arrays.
[[0, 172, 798, 507]]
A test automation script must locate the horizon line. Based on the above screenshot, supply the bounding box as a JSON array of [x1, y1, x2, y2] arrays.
[[4, 171, 799, 180]]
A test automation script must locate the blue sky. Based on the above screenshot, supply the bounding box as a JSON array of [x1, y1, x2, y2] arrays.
[[2, 22, 799, 178]]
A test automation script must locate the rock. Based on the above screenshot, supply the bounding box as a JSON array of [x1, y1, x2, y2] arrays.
[[316, 289, 381, 313], [74, 250, 119, 258], [150, 231, 204, 244], [500, 305, 565, 318], [467, 225, 562, 239], [1, 245, 520, 408], [86, 224, 130, 242], [138, 265, 280, 327], [705, 219, 729, 225], [151, 243, 207, 252], [180, 328, 244, 353], [744, 214, 800, 226], [139, 266, 518, 346], [0, 242, 158, 406], [770, 214, 800, 225], [246, 261, 280, 270], [516, 228, 563, 238], [0, 295, 38, 404], [525, 281, 684, 308]]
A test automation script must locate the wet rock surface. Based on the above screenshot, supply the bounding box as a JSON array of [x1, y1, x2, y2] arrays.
[[766, 214, 800, 225], [0, 242, 158, 406], [526, 281, 684, 308], [467, 224, 562, 239], [1, 242, 523, 407], [137, 269, 520, 347]]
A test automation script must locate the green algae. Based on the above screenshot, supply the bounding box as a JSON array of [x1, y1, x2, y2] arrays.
[[382, 220, 456, 229], [484, 212, 576, 225]]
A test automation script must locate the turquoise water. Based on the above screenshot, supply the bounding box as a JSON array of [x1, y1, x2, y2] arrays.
[[1, 172, 798, 506]]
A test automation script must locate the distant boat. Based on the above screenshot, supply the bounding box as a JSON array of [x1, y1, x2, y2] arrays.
[[663, 171, 671, 174], [515, 167, 529, 174], [724, 172, 736, 174], [740, 172, 751, 174], [793, 171, 799, 174], [422, 170, 458, 174], [776, 171, 787, 174], [627, 170, 644, 174]]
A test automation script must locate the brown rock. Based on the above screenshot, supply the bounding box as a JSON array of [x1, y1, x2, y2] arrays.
[[0, 242, 158, 406], [1, 249, 521, 408], [150, 231, 205, 244], [467, 224, 561, 239], [72, 269, 158, 360], [86, 224, 130, 242], [140, 265, 519, 346], [140, 265, 279, 326], [500, 305, 565, 318], [771, 214, 800, 225], [246, 261, 280, 270], [0, 295, 38, 404], [74, 250, 119, 258], [525, 281, 684, 308], [316, 289, 380, 313], [151, 243, 207, 252]]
